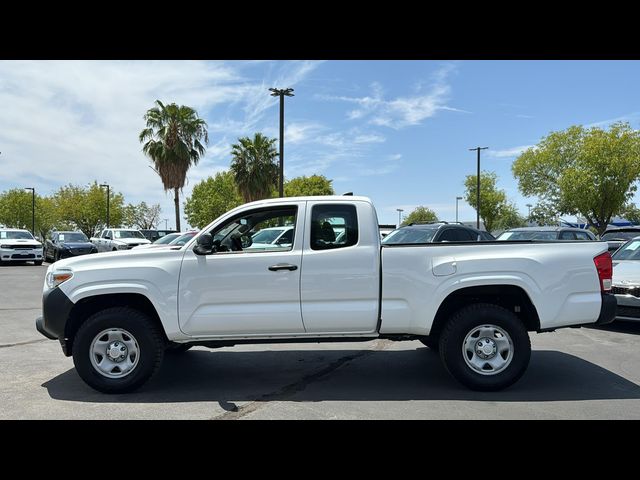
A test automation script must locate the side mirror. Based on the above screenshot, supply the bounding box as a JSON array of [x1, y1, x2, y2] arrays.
[[241, 234, 253, 249], [194, 233, 214, 255]]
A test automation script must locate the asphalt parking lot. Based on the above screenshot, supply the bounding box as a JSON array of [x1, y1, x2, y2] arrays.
[[2, 262, 640, 419]]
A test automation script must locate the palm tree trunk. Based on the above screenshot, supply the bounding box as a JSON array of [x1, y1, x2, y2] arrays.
[[174, 188, 181, 231]]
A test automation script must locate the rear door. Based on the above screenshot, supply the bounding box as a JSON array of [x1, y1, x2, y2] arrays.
[[300, 201, 380, 334]]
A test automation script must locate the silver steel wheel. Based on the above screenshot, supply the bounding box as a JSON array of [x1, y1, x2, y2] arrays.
[[89, 328, 140, 378], [462, 324, 513, 376]]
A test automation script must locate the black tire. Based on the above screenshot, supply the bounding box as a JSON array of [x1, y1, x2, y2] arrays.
[[34, 260, 43, 266], [439, 303, 531, 391], [419, 336, 439, 351], [72, 307, 165, 394], [165, 343, 193, 354]]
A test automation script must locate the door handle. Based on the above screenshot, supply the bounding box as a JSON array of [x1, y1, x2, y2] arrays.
[[268, 263, 298, 271]]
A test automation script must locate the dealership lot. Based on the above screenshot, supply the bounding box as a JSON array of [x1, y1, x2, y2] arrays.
[[2, 263, 640, 419]]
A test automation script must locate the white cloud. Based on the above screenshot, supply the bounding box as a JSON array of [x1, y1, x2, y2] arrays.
[[0, 60, 321, 229], [487, 145, 534, 159], [318, 64, 468, 129]]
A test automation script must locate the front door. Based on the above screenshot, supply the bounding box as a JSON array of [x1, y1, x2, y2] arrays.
[[178, 202, 306, 337]]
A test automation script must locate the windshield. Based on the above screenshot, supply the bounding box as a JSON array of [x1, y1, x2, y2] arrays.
[[169, 232, 197, 246], [113, 230, 145, 239], [153, 233, 181, 244], [252, 229, 285, 244], [602, 231, 640, 241], [58, 233, 88, 243], [497, 231, 558, 240], [613, 239, 640, 260], [382, 227, 438, 244], [0, 230, 35, 240]]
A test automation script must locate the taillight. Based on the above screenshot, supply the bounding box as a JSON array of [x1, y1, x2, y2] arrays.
[[594, 252, 612, 292]]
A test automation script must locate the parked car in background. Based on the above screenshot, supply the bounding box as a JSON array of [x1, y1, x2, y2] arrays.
[[132, 232, 183, 250], [246, 225, 294, 250], [379, 224, 396, 239], [496, 226, 597, 242], [90, 228, 151, 252], [167, 231, 198, 246], [382, 222, 494, 245], [140, 229, 178, 242], [44, 231, 97, 262], [0, 228, 43, 265], [601, 226, 640, 254], [610, 236, 640, 322]]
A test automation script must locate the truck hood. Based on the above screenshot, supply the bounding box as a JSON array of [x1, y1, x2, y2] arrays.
[[52, 245, 183, 270], [612, 260, 640, 286], [59, 242, 95, 249], [112, 238, 151, 245]]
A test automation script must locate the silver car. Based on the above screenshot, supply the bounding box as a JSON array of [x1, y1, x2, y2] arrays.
[[611, 236, 640, 321]]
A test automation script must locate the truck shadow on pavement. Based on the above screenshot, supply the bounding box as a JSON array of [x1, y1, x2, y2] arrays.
[[589, 321, 640, 336], [41, 347, 640, 406]]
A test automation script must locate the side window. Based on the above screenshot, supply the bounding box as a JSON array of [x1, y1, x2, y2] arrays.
[[102, 230, 110, 239], [438, 228, 472, 242], [575, 231, 591, 241], [310, 204, 358, 250], [208, 206, 297, 254], [559, 231, 577, 240]]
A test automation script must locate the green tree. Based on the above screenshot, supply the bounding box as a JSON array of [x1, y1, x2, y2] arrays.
[[0, 189, 58, 239], [53, 182, 125, 238], [284, 175, 335, 197], [621, 203, 640, 225], [494, 202, 527, 231], [230, 133, 278, 203], [401, 206, 438, 226], [184, 171, 243, 229], [123, 201, 162, 229], [139, 100, 209, 232], [464, 171, 508, 232], [512, 122, 640, 235]]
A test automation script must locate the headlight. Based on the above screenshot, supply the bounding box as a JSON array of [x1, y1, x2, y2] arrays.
[[46, 270, 73, 289], [0, 244, 10, 248], [116, 244, 128, 250]]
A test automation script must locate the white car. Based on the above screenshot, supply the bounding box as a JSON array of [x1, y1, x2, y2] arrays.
[[37, 195, 615, 394], [246, 225, 294, 250], [90, 228, 151, 252], [0, 228, 44, 265], [610, 236, 640, 321], [132, 232, 183, 250]]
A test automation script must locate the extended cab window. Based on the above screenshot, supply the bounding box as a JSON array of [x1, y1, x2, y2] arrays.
[[310, 204, 358, 250], [208, 206, 297, 253]]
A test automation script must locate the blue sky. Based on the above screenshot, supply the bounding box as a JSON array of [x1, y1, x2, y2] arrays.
[[1, 60, 639, 228]]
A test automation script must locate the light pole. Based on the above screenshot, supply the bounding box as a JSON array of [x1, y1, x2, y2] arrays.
[[24, 187, 35, 236], [99, 184, 110, 228], [469, 147, 489, 229], [526, 203, 532, 219], [164, 219, 168, 230], [397, 208, 404, 226], [456, 196, 463, 223], [269, 87, 295, 197]]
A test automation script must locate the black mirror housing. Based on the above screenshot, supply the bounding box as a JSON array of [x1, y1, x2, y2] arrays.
[[194, 233, 214, 255]]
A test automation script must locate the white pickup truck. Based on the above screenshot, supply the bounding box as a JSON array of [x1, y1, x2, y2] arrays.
[[91, 228, 151, 252], [36, 195, 616, 394]]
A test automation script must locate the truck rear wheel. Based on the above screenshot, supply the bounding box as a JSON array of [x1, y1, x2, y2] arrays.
[[439, 303, 531, 391], [72, 307, 165, 393]]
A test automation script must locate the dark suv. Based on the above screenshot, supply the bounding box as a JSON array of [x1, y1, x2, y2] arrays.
[[381, 222, 494, 244], [601, 226, 640, 254]]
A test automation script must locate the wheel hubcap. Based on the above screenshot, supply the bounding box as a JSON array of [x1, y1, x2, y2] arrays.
[[463, 325, 513, 376], [90, 328, 139, 378]]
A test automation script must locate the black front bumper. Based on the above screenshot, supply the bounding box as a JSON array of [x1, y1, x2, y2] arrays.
[[35, 286, 75, 355], [595, 293, 617, 325]]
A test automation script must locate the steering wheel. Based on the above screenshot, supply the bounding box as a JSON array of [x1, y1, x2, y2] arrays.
[[230, 234, 243, 251]]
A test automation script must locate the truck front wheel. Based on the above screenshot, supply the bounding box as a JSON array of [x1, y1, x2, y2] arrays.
[[72, 307, 165, 393], [439, 303, 531, 391]]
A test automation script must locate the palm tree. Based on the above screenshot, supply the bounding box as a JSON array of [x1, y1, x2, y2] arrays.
[[139, 100, 208, 231], [230, 133, 279, 203]]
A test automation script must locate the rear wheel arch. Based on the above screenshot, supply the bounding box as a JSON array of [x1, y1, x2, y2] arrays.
[[428, 285, 540, 343], [64, 293, 168, 355]]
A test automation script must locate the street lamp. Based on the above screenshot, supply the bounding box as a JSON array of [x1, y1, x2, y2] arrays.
[[456, 196, 463, 223], [397, 208, 404, 226], [24, 187, 35, 237], [469, 147, 489, 229], [269, 87, 295, 198], [99, 184, 110, 228], [164, 218, 169, 230], [526, 203, 533, 218]]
